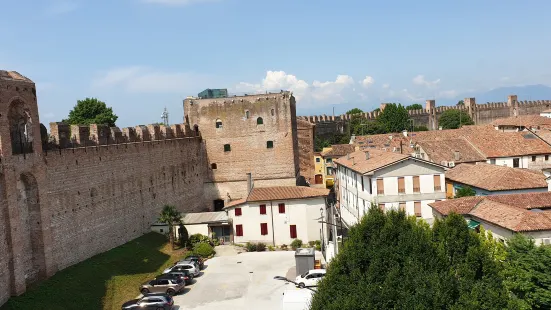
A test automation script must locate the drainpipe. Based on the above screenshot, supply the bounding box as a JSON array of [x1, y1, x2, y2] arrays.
[[270, 201, 276, 246]]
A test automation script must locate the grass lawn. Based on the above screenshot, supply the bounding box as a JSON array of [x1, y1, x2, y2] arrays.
[[2, 233, 188, 310]]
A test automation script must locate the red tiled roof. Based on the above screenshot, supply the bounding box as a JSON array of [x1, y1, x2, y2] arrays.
[[225, 198, 246, 208], [429, 192, 551, 232], [416, 138, 486, 164], [446, 163, 548, 191], [320, 144, 356, 157], [334, 149, 411, 174], [247, 186, 329, 202], [492, 115, 551, 128]]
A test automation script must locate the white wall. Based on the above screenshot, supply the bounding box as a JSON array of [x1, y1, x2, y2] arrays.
[[185, 224, 210, 236], [227, 198, 325, 246]]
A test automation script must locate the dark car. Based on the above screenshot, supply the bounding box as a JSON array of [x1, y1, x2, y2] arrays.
[[182, 255, 204, 270], [121, 294, 173, 309], [156, 270, 194, 285]]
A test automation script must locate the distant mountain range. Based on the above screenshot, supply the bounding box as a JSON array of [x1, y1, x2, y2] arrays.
[[297, 84, 551, 116]]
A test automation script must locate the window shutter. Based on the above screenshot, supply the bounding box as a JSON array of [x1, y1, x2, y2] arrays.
[[290, 225, 297, 238], [261, 223, 268, 235], [413, 176, 420, 193], [376, 179, 384, 195], [235, 208, 242, 216], [236, 224, 243, 236], [259, 204, 266, 215], [399, 203, 406, 212], [414, 202, 422, 217], [278, 203, 285, 214], [379, 203, 385, 211], [398, 177, 405, 193], [433, 175, 441, 191]]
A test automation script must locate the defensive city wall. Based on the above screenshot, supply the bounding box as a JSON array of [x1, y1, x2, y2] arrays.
[[0, 71, 209, 306], [299, 95, 551, 139]]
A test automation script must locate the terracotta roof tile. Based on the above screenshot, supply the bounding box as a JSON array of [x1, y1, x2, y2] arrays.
[[492, 115, 551, 128], [429, 192, 551, 232], [246, 186, 329, 202], [416, 138, 486, 164], [225, 198, 246, 208], [334, 149, 410, 174], [320, 144, 356, 157], [354, 133, 413, 154], [446, 163, 548, 191]]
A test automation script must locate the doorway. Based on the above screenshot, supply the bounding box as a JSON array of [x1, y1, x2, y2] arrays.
[[314, 174, 323, 184], [213, 199, 224, 211], [211, 225, 231, 244]]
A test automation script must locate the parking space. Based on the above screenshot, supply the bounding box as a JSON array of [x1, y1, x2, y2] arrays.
[[172, 248, 298, 310]]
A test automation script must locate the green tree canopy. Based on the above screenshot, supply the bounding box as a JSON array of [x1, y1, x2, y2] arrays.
[[346, 108, 363, 115], [438, 109, 474, 129], [64, 98, 118, 127], [457, 100, 465, 106], [454, 185, 476, 198], [406, 103, 423, 110], [310, 208, 511, 310], [503, 234, 551, 309], [158, 205, 182, 250], [377, 103, 410, 133]]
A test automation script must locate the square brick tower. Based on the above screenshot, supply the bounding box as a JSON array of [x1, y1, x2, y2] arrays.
[[184, 91, 300, 210]]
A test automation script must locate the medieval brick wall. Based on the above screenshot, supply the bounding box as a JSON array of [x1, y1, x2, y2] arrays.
[[43, 137, 207, 271], [184, 92, 299, 204], [297, 119, 315, 185]]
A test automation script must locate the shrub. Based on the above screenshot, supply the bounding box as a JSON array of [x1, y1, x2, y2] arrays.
[[308, 241, 316, 248], [193, 242, 215, 258], [280, 244, 288, 251], [246, 242, 257, 252], [189, 233, 210, 246], [290, 239, 303, 250], [268, 245, 275, 251], [314, 240, 321, 251], [256, 243, 266, 252]]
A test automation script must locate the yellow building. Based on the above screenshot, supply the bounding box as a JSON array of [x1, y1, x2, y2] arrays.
[[314, 152, 324, 186], [319, 144, 357, 188]]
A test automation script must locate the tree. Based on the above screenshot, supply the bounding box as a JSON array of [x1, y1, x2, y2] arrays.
[[503, 234, 551, 309], [454, 186, 476, 198], [377, 103, 410, 133], [457, 100, 465, 106], [406, 103, 423, 110], [438, 109, 474, 129], [158, 205, 182, 250], [63, 98, 118, 127], [346, 108, 363, 115], [310, 208, 511, 310], [178, 222, 189, 248]]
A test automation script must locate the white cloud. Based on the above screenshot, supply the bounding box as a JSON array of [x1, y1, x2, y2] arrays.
[[360, 76, 375, 88], [234, 71, 357, 106], [382, 83, 390, 89], [91, 66, 212, 93], [142, 0, 219, 6], [44, 1, 78, 16], [412, 75, 441, 87]]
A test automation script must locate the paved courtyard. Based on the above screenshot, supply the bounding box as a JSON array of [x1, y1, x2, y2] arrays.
[[172, 246, 305, 309]]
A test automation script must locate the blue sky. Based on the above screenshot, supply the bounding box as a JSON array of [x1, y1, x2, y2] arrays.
[[2, 0, 551, 127]]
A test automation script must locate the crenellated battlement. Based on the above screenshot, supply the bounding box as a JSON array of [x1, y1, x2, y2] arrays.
[[49, 122, 199, 149]]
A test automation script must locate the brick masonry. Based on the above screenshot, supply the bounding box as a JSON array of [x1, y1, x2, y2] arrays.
[[0, 73, 313, 306]]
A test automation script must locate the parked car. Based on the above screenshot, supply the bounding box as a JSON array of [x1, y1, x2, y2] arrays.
[[181, 255, 204, 270], [156, 270, 194, 285], [295, 269, 326, 288], [163, 262, 200, 277], [140, 278, 185, 296], [122, 293, 174, 309]]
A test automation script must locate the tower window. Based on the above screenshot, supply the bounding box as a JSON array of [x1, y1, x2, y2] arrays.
[[224, 144, 231, 152], [267, 141, 274, 148], [215, 119, 223, 129], [245, 111, 250, 119], [257, 117, 263, 125], [271, 109, 275, 116], [211, 163, 217, 169]]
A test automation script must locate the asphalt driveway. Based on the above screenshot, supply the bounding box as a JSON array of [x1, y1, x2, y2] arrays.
[[172, 247, 298, 309]]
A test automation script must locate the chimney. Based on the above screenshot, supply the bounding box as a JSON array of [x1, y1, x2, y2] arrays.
[[454, 151, 460, 161], [402, 130, 408, 137], [365, 151, 370, 160], [246, 173, 254, 194]]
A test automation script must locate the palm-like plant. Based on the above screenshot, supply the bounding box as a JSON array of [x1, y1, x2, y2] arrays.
[[158, 205, 182, 250]]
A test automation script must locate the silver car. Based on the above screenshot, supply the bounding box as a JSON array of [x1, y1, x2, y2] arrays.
[[163, 263, 200, 277]]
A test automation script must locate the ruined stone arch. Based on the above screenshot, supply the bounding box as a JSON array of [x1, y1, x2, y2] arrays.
[[16, 172, 46, 286], [8, 98, 34, 155]]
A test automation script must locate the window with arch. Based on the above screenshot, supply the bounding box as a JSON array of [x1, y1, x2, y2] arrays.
[[271, 109, 275, 116], [211, 163, 217, 169], [8, 99, 34, 155], [224, 144, 231, 152], [215, 119, 223, 129], [257, 117, 264, 125], [245, 111, 250, 119]]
